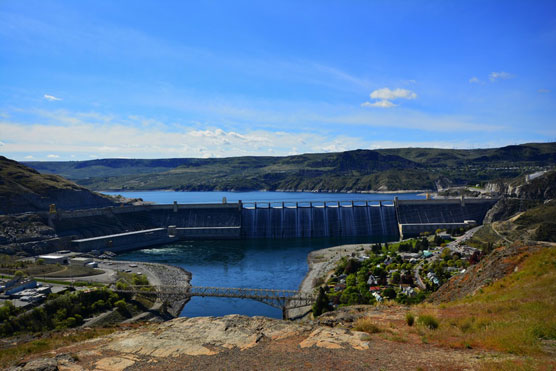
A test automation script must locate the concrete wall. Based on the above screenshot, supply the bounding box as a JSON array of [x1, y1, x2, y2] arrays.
[[71, 228, 176, 253], [52, 203, 241, 239], [54, 199, 497, 252]]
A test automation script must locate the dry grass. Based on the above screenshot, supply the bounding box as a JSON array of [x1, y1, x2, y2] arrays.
[[353, 318, 382, 334], [418, 246, 556, 355], [0, 327, 118, 368]]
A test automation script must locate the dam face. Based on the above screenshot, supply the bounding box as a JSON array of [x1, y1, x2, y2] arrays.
[[46, 198, 497, 252], [241, 202, 398, 239]]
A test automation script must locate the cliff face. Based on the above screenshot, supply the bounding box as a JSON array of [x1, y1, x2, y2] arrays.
[[484, 170, 555, 222], [0, 156, 116, 215]]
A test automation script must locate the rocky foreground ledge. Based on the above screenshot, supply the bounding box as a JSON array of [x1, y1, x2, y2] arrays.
[[10, 313, 502, 370]]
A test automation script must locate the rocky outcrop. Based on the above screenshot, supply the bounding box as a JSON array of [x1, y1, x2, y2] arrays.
[[483, 170, 555, 222], [0, 214, 71, 256]]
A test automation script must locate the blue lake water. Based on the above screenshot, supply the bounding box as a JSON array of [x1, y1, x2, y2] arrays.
[[102, 190, 425, 204], [113, 191, 424, 318]]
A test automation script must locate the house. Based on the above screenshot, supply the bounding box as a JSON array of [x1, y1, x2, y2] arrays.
[[334, 283, 346, 292], [356, 255, 369, 262], [426, 272, 440, 285], [399, 252, 420, 261], [438, 232, 452, 240], [367, 274, 379, 286], [369, 286, 381, 292], [399, 284, 416, 297]]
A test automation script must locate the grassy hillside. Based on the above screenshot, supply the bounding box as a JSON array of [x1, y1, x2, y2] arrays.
[[24, 142, 556, 192], [423, 245, 555, 359], [0, 156, 115, 214]]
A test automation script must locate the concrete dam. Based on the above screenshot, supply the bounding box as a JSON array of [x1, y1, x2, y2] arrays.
[[241, 201, 398, 239], [42, 198, 497, 252]]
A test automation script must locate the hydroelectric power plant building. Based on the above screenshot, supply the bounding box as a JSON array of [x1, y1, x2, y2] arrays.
[[39, 197, 498, 253]]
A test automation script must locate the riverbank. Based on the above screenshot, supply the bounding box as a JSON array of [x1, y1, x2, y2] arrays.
[[288, 243, 374, 320], [54, 259, 192, 318]]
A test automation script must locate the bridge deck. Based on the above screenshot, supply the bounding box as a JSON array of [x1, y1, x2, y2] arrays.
[[114, 285, 315, 311]]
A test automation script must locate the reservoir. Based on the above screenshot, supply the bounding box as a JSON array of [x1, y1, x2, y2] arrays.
[[112, 191, 425, 319]]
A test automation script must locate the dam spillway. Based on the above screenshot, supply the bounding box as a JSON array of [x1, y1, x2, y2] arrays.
[[40, 197, 498, 252], [241, 201, 398, 239]]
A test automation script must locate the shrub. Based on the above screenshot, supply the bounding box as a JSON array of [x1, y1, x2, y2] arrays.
[[115, 300, 131, 317], [14, 270, 25, 278], [406, 312, 415, 326], [354, 318, 381, 334], [418, 314, 439, 330]]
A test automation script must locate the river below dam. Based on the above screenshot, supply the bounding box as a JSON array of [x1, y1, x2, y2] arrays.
[[111, 191, 424, 318]]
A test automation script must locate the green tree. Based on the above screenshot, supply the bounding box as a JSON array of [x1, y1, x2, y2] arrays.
[[391, 271, 401, 284], [383, 288, 396, 300], [346, 274, 356, 287], [312, 287, 332, 317], [14, 270, 25, 278]]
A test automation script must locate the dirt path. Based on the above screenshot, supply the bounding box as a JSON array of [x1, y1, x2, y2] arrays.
[[490, 222, 513, 244]]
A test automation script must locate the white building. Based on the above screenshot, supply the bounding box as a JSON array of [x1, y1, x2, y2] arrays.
[[37, 254, 68, 265]]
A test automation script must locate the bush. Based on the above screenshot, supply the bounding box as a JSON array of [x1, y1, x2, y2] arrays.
[[354, 318, 382, 334], [418, 314, 439, 330], [114, 299, 130, 315], [406, 312, 415, 326]]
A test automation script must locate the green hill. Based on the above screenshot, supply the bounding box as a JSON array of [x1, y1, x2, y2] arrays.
[[24, 142, 556, 192]]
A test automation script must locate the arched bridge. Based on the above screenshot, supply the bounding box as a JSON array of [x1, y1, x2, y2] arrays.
[[113, 285, 316, 318]]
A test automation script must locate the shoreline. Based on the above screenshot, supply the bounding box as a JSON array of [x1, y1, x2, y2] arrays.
[[298, 243, 375, 294], [288, 243, 375, 320], [115, 259, 192, 317]]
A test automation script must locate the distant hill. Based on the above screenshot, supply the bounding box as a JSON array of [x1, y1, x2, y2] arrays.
[[0, 156, 116, 214], [24, 142, 556, 192]]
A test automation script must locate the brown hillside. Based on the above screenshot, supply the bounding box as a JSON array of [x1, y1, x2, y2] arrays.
[[0, 156, 115, 214], [428, 242, 541, 303]]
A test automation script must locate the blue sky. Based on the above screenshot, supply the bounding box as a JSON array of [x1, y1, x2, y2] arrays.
[[1, 0, 555, 161]]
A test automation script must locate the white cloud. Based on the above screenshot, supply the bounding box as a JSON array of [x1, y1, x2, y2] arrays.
[[43, 94, 62, 101], [362, 87, 416, 108], [0, 120, 366, 159], [489, 72, 513, 82], [361, 100, 396, 108], [538, 88, 550, 94], [469, 77, 481, 84], [24, 155, 33, 159], [369, 88, 417, 100]]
